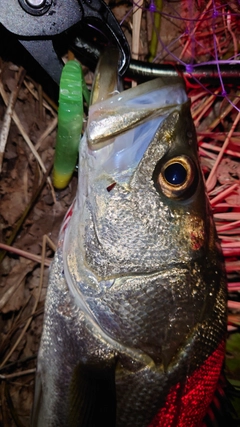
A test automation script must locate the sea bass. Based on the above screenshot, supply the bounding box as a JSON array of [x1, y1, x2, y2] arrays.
[[32, 51, 227, 427]]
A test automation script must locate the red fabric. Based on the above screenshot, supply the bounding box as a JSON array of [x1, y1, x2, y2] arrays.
[[148, 341, 225, 427]]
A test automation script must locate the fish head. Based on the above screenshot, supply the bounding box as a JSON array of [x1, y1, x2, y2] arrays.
[[85, 103, 209, 273], [63, 76, 226, 369]]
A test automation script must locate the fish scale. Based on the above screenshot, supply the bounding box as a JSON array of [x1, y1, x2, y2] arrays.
[[86, 272, 197, 352], [32, 52, 227, 427]]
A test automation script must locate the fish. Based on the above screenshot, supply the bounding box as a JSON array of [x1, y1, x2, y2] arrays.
[[32, 49, 227, 427]]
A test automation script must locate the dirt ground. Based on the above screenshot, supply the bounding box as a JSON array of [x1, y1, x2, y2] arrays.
[[0, 61, 79, 426]]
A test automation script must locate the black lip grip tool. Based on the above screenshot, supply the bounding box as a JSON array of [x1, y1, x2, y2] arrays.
[[0, 0, 130, 83]]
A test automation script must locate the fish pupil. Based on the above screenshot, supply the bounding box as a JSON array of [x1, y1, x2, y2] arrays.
[[164, 162, 187, 185]]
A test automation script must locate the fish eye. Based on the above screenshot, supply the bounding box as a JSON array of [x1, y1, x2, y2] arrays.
[[157, 156, 197, 199]]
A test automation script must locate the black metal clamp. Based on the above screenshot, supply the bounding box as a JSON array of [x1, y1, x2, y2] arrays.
[[0, 0, 130, 83]]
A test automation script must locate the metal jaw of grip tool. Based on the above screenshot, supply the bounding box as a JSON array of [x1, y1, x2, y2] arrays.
[[0, 0, 130, 83]]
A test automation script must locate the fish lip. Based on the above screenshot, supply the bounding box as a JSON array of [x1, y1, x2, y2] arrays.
[[87, 77, 188, 148]]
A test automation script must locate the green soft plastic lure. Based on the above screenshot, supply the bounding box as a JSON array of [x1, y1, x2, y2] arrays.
[[53, 60, 90, 190]]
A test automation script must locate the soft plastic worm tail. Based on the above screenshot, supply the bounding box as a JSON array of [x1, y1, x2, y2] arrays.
[[53, 60, 89, 190]]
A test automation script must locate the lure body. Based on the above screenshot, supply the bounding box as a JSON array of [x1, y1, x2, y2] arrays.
[[32, 55, 227, 426], [53, 60, 89, 190]]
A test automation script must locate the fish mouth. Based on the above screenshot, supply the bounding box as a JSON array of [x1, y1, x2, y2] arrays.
[[81, 48, 189, 186], [87, 77, 188, 148]]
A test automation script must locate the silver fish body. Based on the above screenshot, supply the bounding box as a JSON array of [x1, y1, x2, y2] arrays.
[[32, 58, 227, 427]]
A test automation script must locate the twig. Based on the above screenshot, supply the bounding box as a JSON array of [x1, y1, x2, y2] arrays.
[[132, 0, 144, 60], [0, 368, 36, 380], [0, 243, 52, 267], [0, 261, 33, 311], [0, 67, 25, 172], [23, 78, 58, 114], [206, 109, 240, 191], [35, 116, 58, 151], [0, 79, 55, 198], [179, 0, 212, 60], [209, 94, 240, 132], [149, 0, 162, 62], [210, 183, 239, 206], [1, 382, 9, 427], [4, 382, 26, 427], [0, 162, 54, 264], [0, 307, 44, 359], [200, 142, 240, 158], [228, 301, 240, 310], [226, 10, 238, 58], [132, 0, 143, 87], [0, 355, 36, 373], [0, 234, 56, 368], [38, 83, 43, 121], [192, 89, 220, 124]]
